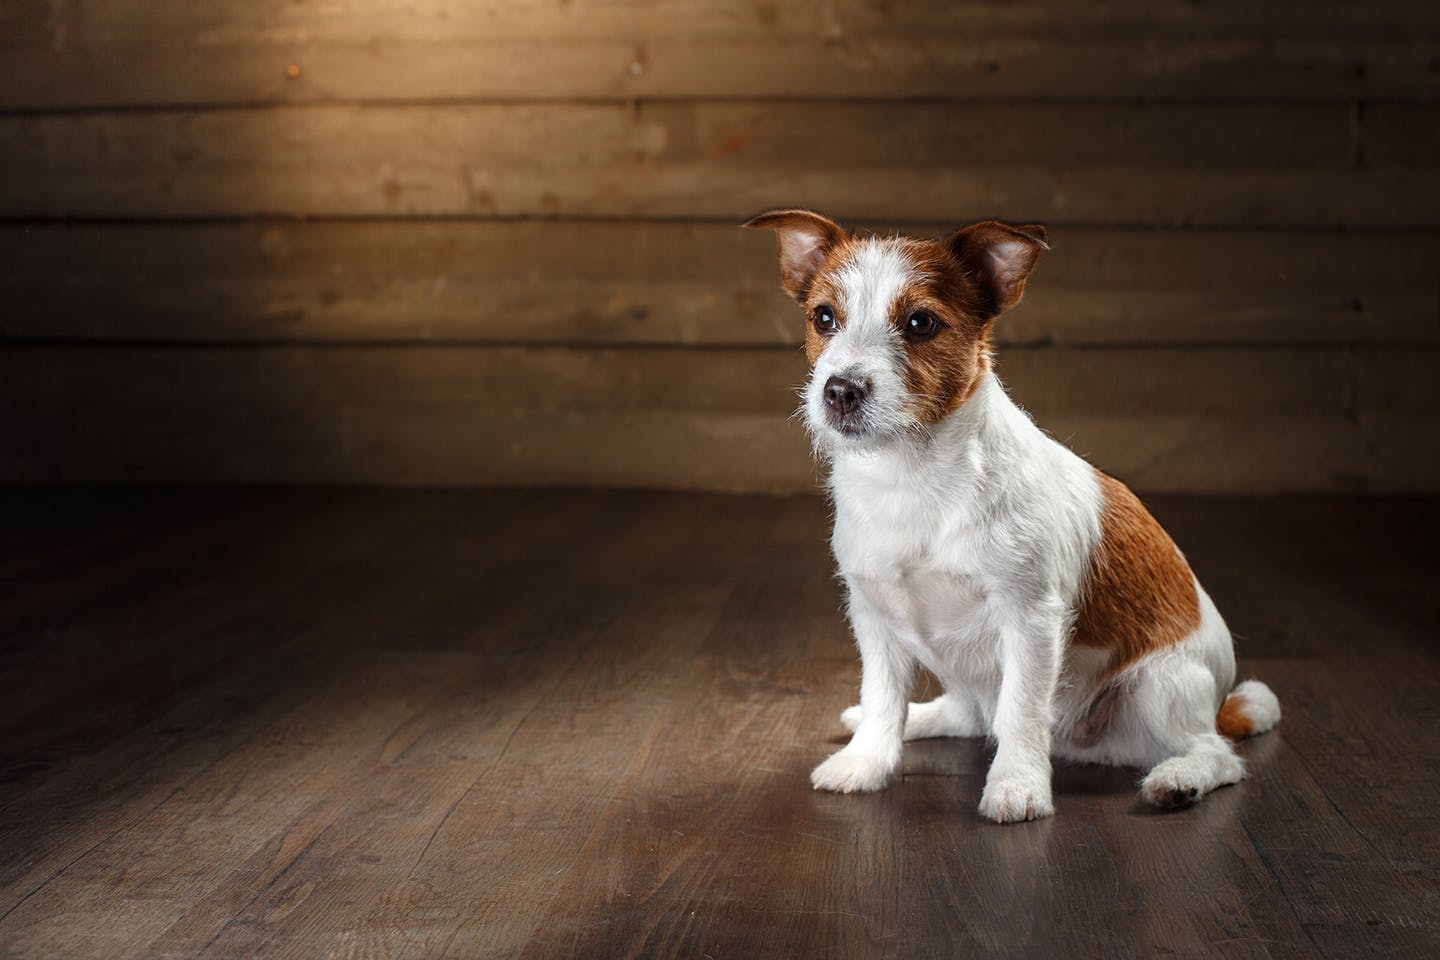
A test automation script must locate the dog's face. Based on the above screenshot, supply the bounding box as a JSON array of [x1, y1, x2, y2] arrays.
[[744, 210, 1048, 452]]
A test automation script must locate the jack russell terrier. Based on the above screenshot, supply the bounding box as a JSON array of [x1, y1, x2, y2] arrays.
[[744, 209, 1279, 823]]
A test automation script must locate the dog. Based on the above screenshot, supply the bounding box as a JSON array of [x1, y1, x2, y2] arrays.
[[744, 209, 1279, 823]]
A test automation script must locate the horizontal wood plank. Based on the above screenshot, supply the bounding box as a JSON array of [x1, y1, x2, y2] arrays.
[[3, 101, 1429, 226], [1364, 102, 1440, 170], [3, 222, 1435, 347], [3, 0, 1436, 500], [2, 1, 1438, 107], [2, 345, 1436, 493]]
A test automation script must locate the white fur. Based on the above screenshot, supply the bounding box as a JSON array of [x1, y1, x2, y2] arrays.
[[804, 239, 1277, 822], [802, 241, 921, 452], [1230, 679, 1282, 734]]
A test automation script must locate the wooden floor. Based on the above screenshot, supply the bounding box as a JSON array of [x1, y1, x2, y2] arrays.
[[1, 490, 1437, 959]]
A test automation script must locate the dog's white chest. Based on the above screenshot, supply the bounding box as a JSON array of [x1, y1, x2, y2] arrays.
[[847, 565, 988, 640], [831, 481, 996, 647]]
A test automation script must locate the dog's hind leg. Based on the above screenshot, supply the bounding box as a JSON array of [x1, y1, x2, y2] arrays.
[[841, 690, 984, 741], [1141, 732, 1246, 807], [1130, 659, 1247, 808]]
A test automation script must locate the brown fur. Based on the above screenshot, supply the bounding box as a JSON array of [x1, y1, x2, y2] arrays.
[[798, 235, 1009, 416], [892, 238, 997, 423], [1071, 470, 1201, 676], [743, 213, 1048, 404], [740, 208, 848, 308], [1215, 694, 1254, 740], [799, 234, 865, 364]]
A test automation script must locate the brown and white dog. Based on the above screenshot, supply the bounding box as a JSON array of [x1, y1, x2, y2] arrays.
[[745, 209, 1279, 823]]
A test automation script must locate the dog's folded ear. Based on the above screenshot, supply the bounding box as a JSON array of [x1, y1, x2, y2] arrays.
[[948, 221, 1050, 319], [742, 209, 849, 302]]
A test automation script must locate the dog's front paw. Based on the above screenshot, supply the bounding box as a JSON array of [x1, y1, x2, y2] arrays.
[[810, 746, 896, 793], [979, 771, 1054, 824], [839, 704, 862, 733]]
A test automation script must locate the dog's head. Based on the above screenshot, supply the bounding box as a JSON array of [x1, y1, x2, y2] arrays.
[[744, 209, 1047, 453]]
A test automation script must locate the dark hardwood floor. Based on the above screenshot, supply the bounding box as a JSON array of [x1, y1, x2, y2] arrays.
[[1, 489, 1437, 959]]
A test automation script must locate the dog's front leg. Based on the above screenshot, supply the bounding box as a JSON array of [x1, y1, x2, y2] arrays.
[[811, 599, 912, 793], [979, 601, 1063, 823]]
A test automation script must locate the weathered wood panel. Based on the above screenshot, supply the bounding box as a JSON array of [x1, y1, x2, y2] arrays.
[[6, 101, 1426, 225], [1363, 102, 1440, 170], [3, 346, 1436, 492], [3, 222, 1435, 346], [2, 1, 1437, 107], [2, 1, 1435, 496]]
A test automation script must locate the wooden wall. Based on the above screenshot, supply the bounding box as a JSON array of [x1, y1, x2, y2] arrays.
[[2, 1, 1437, 493]]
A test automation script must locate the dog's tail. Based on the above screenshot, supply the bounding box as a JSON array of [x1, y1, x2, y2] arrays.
[[1216, 679, 1281, 740]]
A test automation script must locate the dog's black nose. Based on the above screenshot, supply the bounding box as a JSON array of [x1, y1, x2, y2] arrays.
[[823, 375, 868, 416]]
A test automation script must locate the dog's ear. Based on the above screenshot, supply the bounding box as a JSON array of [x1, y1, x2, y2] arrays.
[[742, 209, 849, 302], [947, 221, 1049, 318]]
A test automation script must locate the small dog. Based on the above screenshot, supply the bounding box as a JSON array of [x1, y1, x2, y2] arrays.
[[744, 209, 1279, 823]]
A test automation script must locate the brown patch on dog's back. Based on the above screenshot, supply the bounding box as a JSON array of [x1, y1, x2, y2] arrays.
[[1071, 470, 1201, 675]]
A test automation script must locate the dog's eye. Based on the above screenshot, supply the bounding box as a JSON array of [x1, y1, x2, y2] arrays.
[[904, 311, 940, 341], [812, 305, 837, 334]]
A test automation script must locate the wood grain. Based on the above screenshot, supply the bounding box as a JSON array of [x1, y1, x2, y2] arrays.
[[2, 0, 1436, 495], [1, 490, 1437, 958], [1363, 102, 1440, 170], [0, 494, 486, 943], [3, 101, 1427, 225], [2, 344, 1437, 493], [4, 223, 1436, 348], [2, 1, 1437, 107]]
